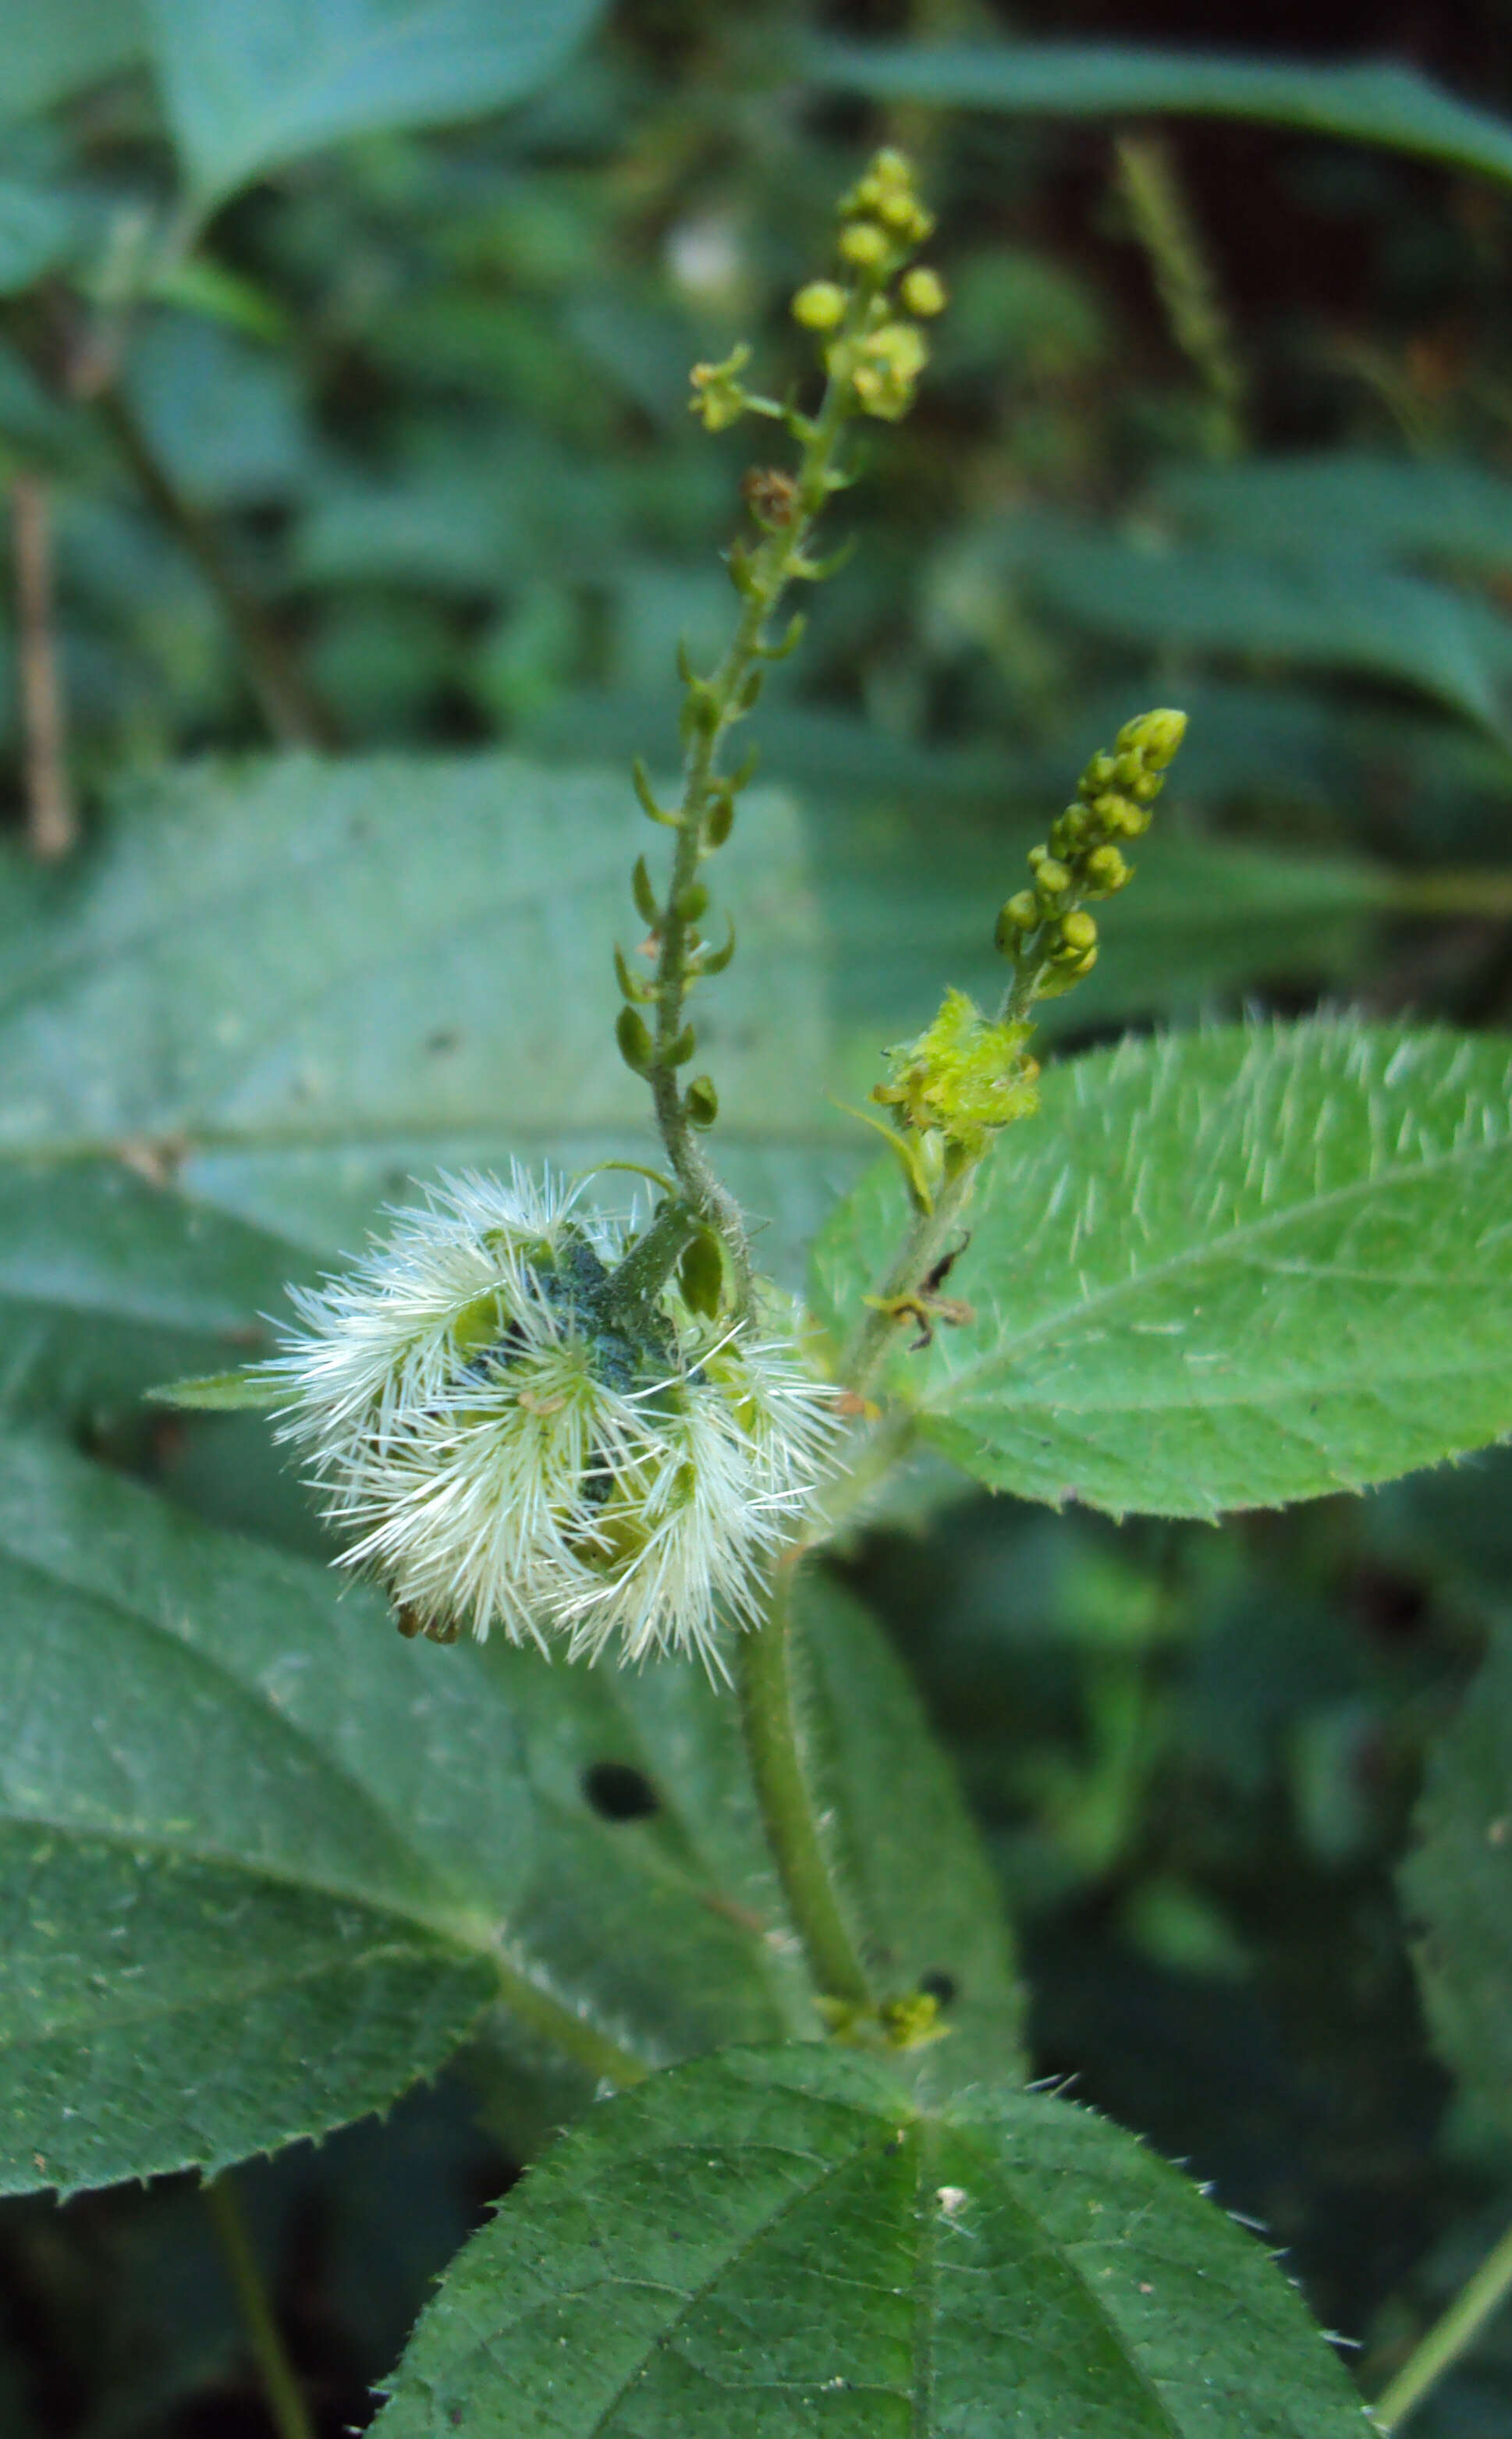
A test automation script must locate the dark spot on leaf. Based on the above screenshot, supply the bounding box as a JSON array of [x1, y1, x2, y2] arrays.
[[583, 1761, 660, 1822], [919, 1969, 958, 2008]]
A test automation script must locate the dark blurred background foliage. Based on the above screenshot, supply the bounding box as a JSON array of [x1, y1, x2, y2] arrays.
[[5, 0, 1512, 2429]]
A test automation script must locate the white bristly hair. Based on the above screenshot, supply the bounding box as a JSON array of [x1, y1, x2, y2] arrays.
[[261, 1166, 842, 1673]]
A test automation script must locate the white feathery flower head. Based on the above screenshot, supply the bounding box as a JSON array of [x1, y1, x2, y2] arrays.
[[264, 1165, 842, 1672]]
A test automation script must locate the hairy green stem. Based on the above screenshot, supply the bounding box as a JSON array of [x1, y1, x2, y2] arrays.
[[642, 301, 875, 1312], [603, 1196, 700, 1326], [204, 2173, 317, 2439], [734, 1572, 875, 2010], [839, 1145, 979, 1400], [97, 385, 340, 752], [1372, 2211, 1512, 2430]]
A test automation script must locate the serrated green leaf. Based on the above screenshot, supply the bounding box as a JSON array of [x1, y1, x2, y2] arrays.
[[0, 753, 844, 1287], [0, 1439, 1021, 2192], [372, 2042, 1365, 2438], [1400, 1631, 1512, 2136], [811, 1019, 1512, 1518], [146, 0, 610, 213], [808, 37, 1512, 194]]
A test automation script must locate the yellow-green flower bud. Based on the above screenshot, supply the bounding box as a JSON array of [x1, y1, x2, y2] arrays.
[[871, 148, 912, 190], [1058, 910, 1098, 955], [1091, 792, 1151, 840], [791, 280, 847, 332], [1050, 804, 1091, 857], [995, 889, 1042, 948], [1118, 707, 1187, 768], [688, 341, 752, 432], [1079, 751, 1117, 800], [839, 221, 889, 270], [878, 190, 921, 235], [852, 319, 928, 420], [1082, 843, 1131, 896], [1033, 856, 1072, 904], [900, 266, 946, 317]]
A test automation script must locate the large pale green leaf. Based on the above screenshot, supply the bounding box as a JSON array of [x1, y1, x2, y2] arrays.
[[146, 0, 609, 212], [372, 2042, 1365, 2438], [973, 517, 1512, 737], [0, 752, 847, 1287], [1155, 452, 1512, 580], [808, 37, 1512, 194], [0, 0, 144, 119], [811, 1020, 1512, 1518], [0, 1439, 1022, 2193], [1400, 1629, 1512, 2136]]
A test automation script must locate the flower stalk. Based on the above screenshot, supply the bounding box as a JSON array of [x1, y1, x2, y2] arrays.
[[733, 1570, 875, 2012], [618, 148, 943, 1317]]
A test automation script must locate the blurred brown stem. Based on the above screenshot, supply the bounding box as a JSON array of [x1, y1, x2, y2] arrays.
[[12, 473, 76, 857], [94, 384, 339, 752]]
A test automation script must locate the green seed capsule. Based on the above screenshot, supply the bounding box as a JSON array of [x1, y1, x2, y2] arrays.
[[684, 1074, 719, 1130], [616, 1006, 653, 1075]]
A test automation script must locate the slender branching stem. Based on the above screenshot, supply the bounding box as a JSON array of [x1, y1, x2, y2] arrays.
[[1372, 2210, 1512, 2430], [641, 293, 878, 1313], [204, 2173, 317, 2439], [95, 384, 340, 752], [733, 1567, 875, 2011]]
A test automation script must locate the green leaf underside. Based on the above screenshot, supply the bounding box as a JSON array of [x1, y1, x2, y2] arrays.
[[372, 2043, 1365, 2439], [0, 1437, 1021, 2194], [812, 1019, 1512, 1518], [0, 0, 144, 121], [146, 0, 609, 210], [1400, 1629, 1512, 2136], [808, 37, 1512, 195], [0, 752, 845, 1287]]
